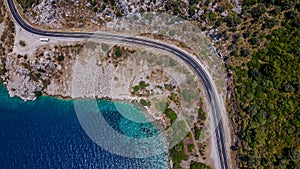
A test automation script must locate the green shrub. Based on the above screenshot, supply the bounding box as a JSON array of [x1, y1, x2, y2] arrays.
[[170, 141, 188, 167], [190, 161, 210, 169], [187, 143, 194, 152], [209, 12, 217, 21], [139, 81, 148, 89], [140, 99, 151, 107], [164, 108, 177, 124], [34, 91, 42, 97], [114, 48, 122, 57], [57, 55, 64, 62], [194, 127, 201, 140]]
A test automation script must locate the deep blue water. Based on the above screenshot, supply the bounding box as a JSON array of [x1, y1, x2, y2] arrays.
[[0, 84, 168, 169]]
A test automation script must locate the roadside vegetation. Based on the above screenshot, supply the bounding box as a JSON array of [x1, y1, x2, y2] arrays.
[[232, 25, 300, 168], [164, 0, 300, 167], [228, 1, 300, 168], [169, 95, 209, 168], [12, 0, 300, 167], [170, 135, 211, 169], [0, 15, 15, 54], [0, 0, 15, 78], [16, 0, 39, 12], [170, 140, 188, 169]]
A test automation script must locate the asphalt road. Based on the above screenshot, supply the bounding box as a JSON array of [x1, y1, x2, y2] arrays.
[[7, 0, 229, 168]]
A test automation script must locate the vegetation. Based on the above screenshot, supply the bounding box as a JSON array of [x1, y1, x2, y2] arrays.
[[57, 55, 64, 62], [132, 85, 139, 93], [0, 5, 15, 55], [85, 41, 96, 49], [190, 160, 210, 169], [37, 68, 46, 73], [230, 1, 300, 168], [194, 126, 201, 140], [164, 107, 177, 124], [155, 100, 167, 112], [101, 43, 109, 51], [159, 102, 177, 125], [162, 0, 299, 167], [139, 98, 151, 107], [170, 140, 188, 169], [19, 40, 26, 47], [34, 91, 42, 97], [181, 88, 198, 103], [0, 67, 5, 76], [12, 0, 299, 167], [233, 26, 300, 168], [16, 0, 39, 12], [187, 143, 194, 152], [138, 81, 148, 89], [114, 48, 122, 57], [164, 83, 174, 91], [131, 81, 149, 95], [198, 108, 206, 121], [168, 92, 179, 104]]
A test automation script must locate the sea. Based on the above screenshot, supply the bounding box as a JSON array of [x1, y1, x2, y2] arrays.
[[0, 84, 168, 169]]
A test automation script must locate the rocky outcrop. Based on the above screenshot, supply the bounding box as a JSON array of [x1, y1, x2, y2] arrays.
[[25, 0, 65, 28], [3, 43, 80, 101], [4, 54, 43, 101]]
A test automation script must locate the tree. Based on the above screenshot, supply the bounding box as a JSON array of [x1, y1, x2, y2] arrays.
[[209, 12, 217, 21], [190, 161, 210, 169], [114, 48, 122, 57], [140, 99, 151, 107], [57, 55, 64, 61], [250, 5, 266, 18], [224, 16, 242, 27], [234, 25, 300, 168]]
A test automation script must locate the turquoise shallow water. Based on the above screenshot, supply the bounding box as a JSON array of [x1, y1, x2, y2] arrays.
[[0, 84, 168, 169]]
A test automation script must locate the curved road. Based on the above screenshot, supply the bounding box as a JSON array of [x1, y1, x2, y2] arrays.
[[7, 0, 229, 168]]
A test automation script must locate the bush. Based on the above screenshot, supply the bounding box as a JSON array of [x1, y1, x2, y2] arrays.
[[209, 12, 217, 21], [139, 99, 151, 107], [57, 55, 64, 61], [224, 16, 241, 27], [215, 18, 223, 27], [19, 40, 26, 47], [194, 127, 201, 140], [170, 141, 188, 167], [249, 5, 266, 18], [240, 48, 251, 57], [17, 0, 39, 12], [34, 91, 42, 97], [190, 161, 210, 169], [114, 48, 122, 57], [132, 85, 139, 92], [187, 143, 194, 152], [139, 81, 148, 89], [101, 43, 109, 51], [164, 108, 177, 124]]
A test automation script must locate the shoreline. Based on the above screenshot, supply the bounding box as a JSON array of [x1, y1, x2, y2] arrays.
[[0, 82, 169, 168]]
